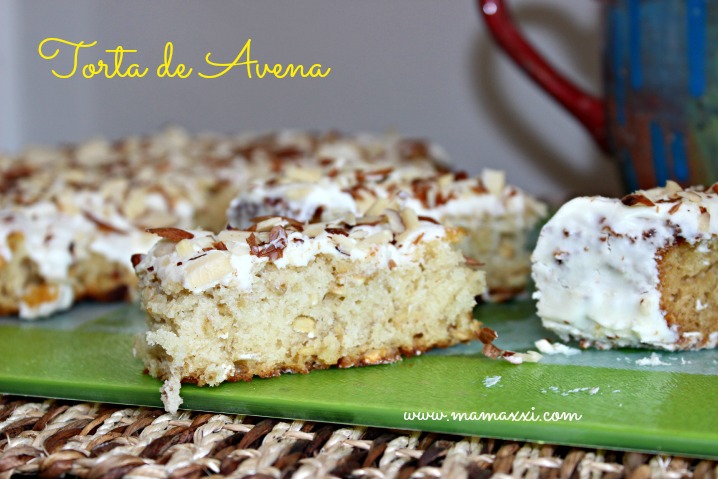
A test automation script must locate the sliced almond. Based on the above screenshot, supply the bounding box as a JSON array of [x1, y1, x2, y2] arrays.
[[437, 173, 453, 188], [384, 209, 405, 234], [175, 238, 196, 259], [183, 252, 232, 290], [365, 198, 389, 217], [146, 227, 194, 241], [348, 228, 369, 240], [482, 169, 506, 196], [664, 180, 683, 196], [395, 208, 420, 243], [123, 189, 148, 220], [255, 217, 284, 232], [192, 235, 215, 250], [76, 139, 112, 165], [285, 166, 322, 182], [84, 211, 126, 234], [699, 208, 711, 233], [333, 234, 356, 255], [621, 194, 655, 207], [681, 191, 703, 203], [217, 230, 252, 243], [343, 213, 357, 226], [386, 199, 401, 211], [303, 223, 326, 238], [355, 215, 383, 225], [99, 178, 129, 201], [139, 212, 179, 228], [361, 230, 393, 245], [54, 192, 81, 215]]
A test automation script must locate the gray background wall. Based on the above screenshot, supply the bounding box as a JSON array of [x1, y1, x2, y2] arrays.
[[0, 0, 621, 201]]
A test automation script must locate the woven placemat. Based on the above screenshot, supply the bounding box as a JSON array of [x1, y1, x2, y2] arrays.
[[0, 396, 714, 479]]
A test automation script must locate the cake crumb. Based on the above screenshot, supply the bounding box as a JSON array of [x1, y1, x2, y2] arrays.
[[483, 375, 501, 388], [635, 353, 670, 366], [160, 376, 183, 414], [542, 385, 600, 396], [503, 350, 543, 364], [534, 339, 581, 356]]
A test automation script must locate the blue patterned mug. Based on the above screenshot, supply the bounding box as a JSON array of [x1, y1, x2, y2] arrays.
[[480, 0, 718, 192]]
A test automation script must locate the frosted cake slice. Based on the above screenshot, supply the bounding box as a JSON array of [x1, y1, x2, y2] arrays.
[[133, 207, 486, 412], [532, 182, 718, 350], [228, 167, 547, 300]]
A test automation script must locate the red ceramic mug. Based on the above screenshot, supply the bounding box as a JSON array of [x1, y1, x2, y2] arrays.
[[479, 0, 718, 192]]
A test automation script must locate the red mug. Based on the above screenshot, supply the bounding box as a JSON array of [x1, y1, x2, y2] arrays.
[[479, 0, 717, 192]]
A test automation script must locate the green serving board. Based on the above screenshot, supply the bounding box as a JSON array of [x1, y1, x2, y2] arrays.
[[1, 300, 717, 458]]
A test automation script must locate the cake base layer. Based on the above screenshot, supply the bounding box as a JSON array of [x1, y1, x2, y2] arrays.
[[135, 240, 484, 412]]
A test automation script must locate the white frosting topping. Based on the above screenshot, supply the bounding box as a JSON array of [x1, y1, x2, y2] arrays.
[[137, 209, 447, 294], [229, 167, 546, 229], [2, 127, 451, 318], [532, 182, 718, 349]]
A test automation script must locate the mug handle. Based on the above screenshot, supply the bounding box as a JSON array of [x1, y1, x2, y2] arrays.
[[478, 0, 609, 152]]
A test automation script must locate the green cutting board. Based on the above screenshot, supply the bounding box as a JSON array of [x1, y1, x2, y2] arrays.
[[1, 300, 717, 458]]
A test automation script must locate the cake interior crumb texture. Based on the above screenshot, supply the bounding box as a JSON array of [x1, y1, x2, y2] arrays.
[[135, 240, 484, 411], [659, 238, 718, 342], [450, 217, 532, 298]]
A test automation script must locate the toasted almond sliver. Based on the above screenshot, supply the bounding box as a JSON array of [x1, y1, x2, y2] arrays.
[[343, 213, 357, 227], [361, 230, 393, 245], [664, 180, 683, 196], [140, 212, 179, 228], [437, 173, 453, 188], [303, 223, 326, 238], [184, 252, 232, 290], [192, 235, 215, 249], [365, 198, 389, 217], [255, 217, 284, 232], [699, 210, 711, 232], [146, 227, 194, 241], [400, 208, 420, 232], [395, 208, 421, 243], [123, 189, 148, 220], [482, 169, 506, 196], [175, 239, 196, 259], [355, 215, 383, 225], [217, 230, 252, 243], [686, 191, 702, 203], [384, 209, 405, 234], [333, 234, 356, 254]]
